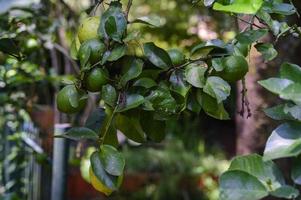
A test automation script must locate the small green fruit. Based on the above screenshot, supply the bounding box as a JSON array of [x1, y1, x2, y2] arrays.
[[78, 17, 101, 43], [56, 85, 87, 114], [79, 39, 106, 64], [84, 68, 108, 92]]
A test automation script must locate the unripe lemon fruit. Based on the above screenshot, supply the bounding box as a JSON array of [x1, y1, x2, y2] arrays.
[[167, 49, 185, 66], [89, 167, 114, 196], [78, 17, 101, 43], [219, 56, 248, 82], [84, 68, 108, 92], [56, 85, 87, 114], [79, 39, 106, 64]]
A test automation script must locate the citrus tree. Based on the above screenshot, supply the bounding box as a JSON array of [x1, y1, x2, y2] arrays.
[[51, 0, 301, 198]]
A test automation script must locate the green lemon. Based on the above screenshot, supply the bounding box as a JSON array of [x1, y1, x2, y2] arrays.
[[84, 68, 108, 92], [78, 17, 101, 43], [167, 49, 185, 66], [219, 56, 248, 82], [79, 39, 106, 64], [56, 85, 87, 114]]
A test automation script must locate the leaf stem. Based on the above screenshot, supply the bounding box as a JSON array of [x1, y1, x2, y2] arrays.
[[98, 93, 121, 145]]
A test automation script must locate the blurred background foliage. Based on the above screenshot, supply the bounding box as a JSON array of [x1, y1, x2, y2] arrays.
[[0, 0, 241, 199]]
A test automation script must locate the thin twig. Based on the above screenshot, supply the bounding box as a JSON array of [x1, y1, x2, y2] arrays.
[[236, 16, 263, 29], [125, 0, 133, 21]]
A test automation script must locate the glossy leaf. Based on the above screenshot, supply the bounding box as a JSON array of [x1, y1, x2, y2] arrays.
[[133, 78, 157, 89], [132, 15, 162, 27], [116, 94, 144, 112], [264, 104, 294, 121], [236, 29, 268, 44], [140, 112, 166, 142], [197, 91, 230, 120], [228, 154, 285, 191], [258, 78, 293, 95], [169, 70, 190, 97], [203, 76, 231, 103], [99, 145, 125, 176], [263, 122, 301, 161], [120, 58, 143, 87], [102, 84, 117, 107], [185, 63, 206, 88], [191, 39, 225, 56], [255, 43, 278, 61], [213, 0, 263, 14], [280, 83, 301, 105], [85, 108, 106, 132], [219, 170, 268, 200], [115, 113, 146, 143], [99, 2, 127, 42], [56, 127, 98, 141], [90, 151, 119, 190], [270, 185, 299, 199], [146, 86, 178, 114], [143, 42, 172, 69], [280, 63, 301, 84], [107, 45, 127, 61]]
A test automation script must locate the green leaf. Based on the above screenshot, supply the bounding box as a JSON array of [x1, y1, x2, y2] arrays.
[[185, 63, 206, 88], [169, 70, 190, 97], [78, 44, 91, 67], [283, 104, 301, 121], [107, 45, 127, 62], [56, 127, 98, 141], [90, 151, 119, 190], [133, 78, 157, 89], [116, 94, 144, 112], [258, 78, 293, 95], [191, 39, 225, 56], [187, 91, 202, 113], [213, 0, 263, 14], [99, 107, 119, 147], [263, 2, 296, 15], [203, 76, 231, 103], [132, 15, 162, 27], [211, 57, 225, 72], [236, 29, 268, 44], [264, 104, 294, 121], [197, 91, 230, 120], [228, 154, 285, 191], [292, 157, 301, 185], [120, 58, 143, 87], [143, 42, 172, 69], [99, 145, 125, 176], [146, 86, 178, 114], [270, 185, 299, 199], [115, 113, 146, 143], [280, 63, 301, 84], [102, 84, 117, 107], [219, 170, 268, 200], [263, 122, 301, 161], [255, 43, 278, 61], [99, 2, 127, 42], [85, 108, 106, 132], [140, 112, 166, 142], [280, 83, 301, 105]]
